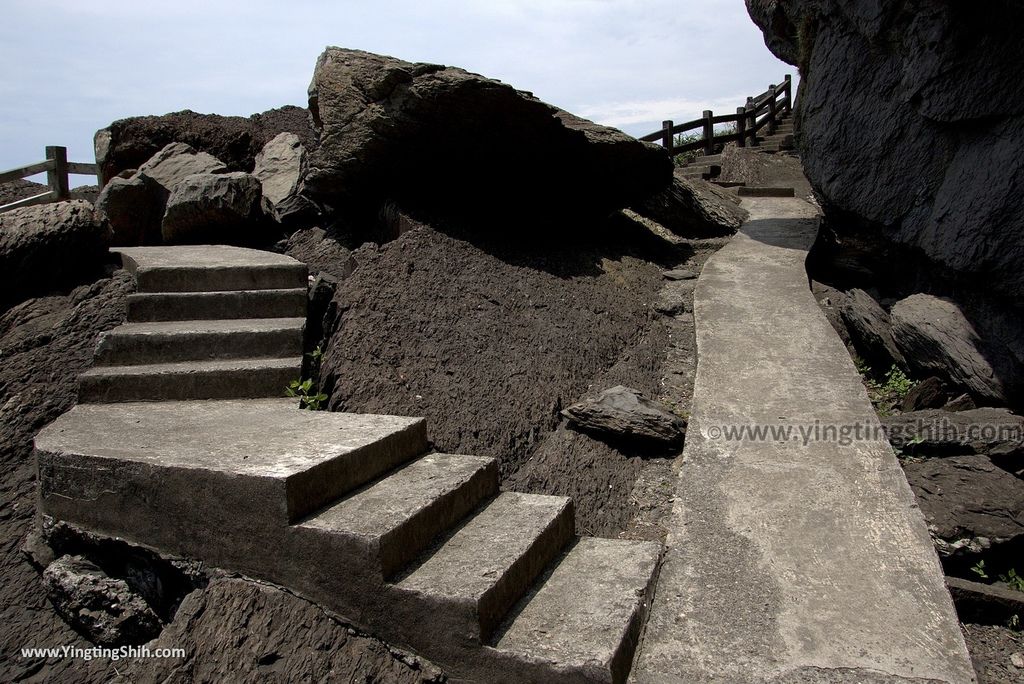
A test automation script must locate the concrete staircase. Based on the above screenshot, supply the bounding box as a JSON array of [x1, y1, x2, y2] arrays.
[[676, 114, 795, 183], [38, 245, 660, 684]]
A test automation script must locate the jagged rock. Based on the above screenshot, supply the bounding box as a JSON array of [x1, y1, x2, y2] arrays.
[[95, 106, 315, 184], [883, 408, 1024, 458], [663, 268, 698, 281], [93, 173, 164, 246], [42, 555, 161, 646], [562, 385, 686, 447], [837, 288, 906, 372], [284, 226, 356, 280], [162, 172, 263, 244], [0, 200, 110, 307], [891, 294, 1020, 405], [902, 377, 949, 413], [946, 394, 978, 413], [253, 133, 317, 224], [903, 455, 1024, 561], [304, 47, 670, 228], [631, 175, 747, 237], [138, 142, 227, 197]]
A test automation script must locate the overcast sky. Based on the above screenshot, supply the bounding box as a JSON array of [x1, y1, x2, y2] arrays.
[[1, 0, 791, 184]]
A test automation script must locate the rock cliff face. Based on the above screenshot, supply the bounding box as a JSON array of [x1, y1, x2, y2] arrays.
[[747, 0, 1024, 406]]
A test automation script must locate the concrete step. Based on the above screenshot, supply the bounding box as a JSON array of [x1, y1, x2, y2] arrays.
[[78, 356, 303, 402], [493, 538, 662, 684], [688, 153, 723, 166], [712, 180, 746, 188], [392, 492, 574, 643], [93, 318, 305, 366], [126, 288, 308, 322], [115, 245, 308, 293], [296, 453, 499, 581], [36, 399, 429, 537]]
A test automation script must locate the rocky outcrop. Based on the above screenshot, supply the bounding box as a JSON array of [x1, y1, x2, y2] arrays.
[[95, 106, 314, 185], [0, 200, 110, 307], [902, 376, 948, 412], [304, 47, 671, 228], [161, 172, 264, 244], [837, 288, 906, 372], [253, 133, 317, 224], [138, 142, 227, 196], [562, 385, 686, 447], [891, 294, 1020, 406], [42, 555, 161, 646], [746, 0, 1024, 409], [93, 173, 165, 245], [632, 174, 747, 237], [883, 408, 1024, 459]]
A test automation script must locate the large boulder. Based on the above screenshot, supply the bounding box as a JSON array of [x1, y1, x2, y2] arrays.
[[631, 174, 748, 237], [837, 288, 906, 372], [883, 408, 1024, 459], [138, 142, 227, 196], [0, 200, 110, 307], [253, 132, 317, 224], [903, 455, 1024, 563], [93, 173, 165, 246], [162, 172, 264, 244], [891, 294, 1021, 405], [94, 105, 315, 185], [303, 47, 671, 228]]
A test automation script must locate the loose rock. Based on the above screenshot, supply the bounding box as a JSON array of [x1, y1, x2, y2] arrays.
[[562, 385, 686, 447], [883, 408, 1024, 458], [253, 132, 317, 224], [161, 172, 263, 244], [93, 173, 164, 246]]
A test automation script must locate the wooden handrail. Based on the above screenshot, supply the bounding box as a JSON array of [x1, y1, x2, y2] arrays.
[[642, 74, 793, 157], [0, 146, 99, 213]]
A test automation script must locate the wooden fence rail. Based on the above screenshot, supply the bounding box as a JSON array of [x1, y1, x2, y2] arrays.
[[640, 74, 793, 157], [0, 146, 100, 213]]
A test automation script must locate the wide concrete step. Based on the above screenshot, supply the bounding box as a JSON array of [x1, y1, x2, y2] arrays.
[[78, 356, 303, 402], [126, 288, 307, 322], [392, 492, 574, 643], [493, 538, 662, 684], [115, 245, 308, 293], [36, 399, 429, 534], [94, 318, 305, 366], [296, 453, 499, 581], [737, 185, 796, 197], [689, 153, 723, 165]]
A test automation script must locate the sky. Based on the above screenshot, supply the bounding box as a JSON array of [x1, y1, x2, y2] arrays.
[[0, 0, 792, 186]]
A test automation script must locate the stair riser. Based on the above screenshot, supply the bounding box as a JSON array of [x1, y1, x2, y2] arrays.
[[78, 364, 300, 403], [127, 289, 308, 322], [94, 327, 304, 366], [134, 265, 308, 293]]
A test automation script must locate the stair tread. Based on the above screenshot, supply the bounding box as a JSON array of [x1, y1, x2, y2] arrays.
[[300, 453, 496, 540], [126, 288, 308, 322], [396, 492, 571, 602], [81, 356, 302, 376], [106, 317, 306, 336], [495, 537, 661, 675]]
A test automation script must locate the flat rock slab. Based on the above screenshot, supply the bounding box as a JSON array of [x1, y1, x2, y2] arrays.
[[114, 245, 308, 292], [36, 399, 427, 535], [631, 198, 975, 683]]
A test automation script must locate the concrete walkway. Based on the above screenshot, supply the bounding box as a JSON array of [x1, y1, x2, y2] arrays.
[[631, 199, 975, 683]]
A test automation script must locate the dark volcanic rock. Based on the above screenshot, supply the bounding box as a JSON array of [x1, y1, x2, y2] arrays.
[[304, 47, 671, 228], [562, 385, 686, 447], [632, 174, 747, 237], [0, 200, 111, 308], [161, 172, 264, 244], [837, 288, 906, 372], [42, 555, 161, 646], [903, 454, 1024, 561], [883, 408, 1024, 458], [283, 226, 357, 280], [253, 132, 318, 224], [95, 105, 314, 185], [137, 142, 227, 196], [902, 376, 949, 412], [94, 173, 164, 246], [891, 294, 1021, 405]]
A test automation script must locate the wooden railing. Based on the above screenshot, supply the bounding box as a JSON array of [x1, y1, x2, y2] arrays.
[[640, 74, 793, 157], [0, 146, 100, 213]]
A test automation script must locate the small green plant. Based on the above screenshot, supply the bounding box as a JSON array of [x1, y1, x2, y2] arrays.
[[285, 345, 327, 410], [970, 560, 989, 580], [882, 366, 913, 400], [1000, 568, 1024, 592]]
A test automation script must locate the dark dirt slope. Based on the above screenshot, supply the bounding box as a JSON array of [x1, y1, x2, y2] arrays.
[[319, 220, 687, 536]]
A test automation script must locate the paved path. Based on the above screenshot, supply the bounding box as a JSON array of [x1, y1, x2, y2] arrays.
[[631, 198, 975, 683]]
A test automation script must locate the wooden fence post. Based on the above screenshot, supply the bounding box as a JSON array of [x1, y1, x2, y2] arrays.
[[702, 110, 714, 156], [783, 74, 793, 114], [767, 86, 777, 135], [736, 107, 747, 148], [662, 120, 674, 154], [45, 146, 70, 200]]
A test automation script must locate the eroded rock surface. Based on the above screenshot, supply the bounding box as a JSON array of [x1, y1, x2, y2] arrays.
[[562, 385, 686, 447]]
